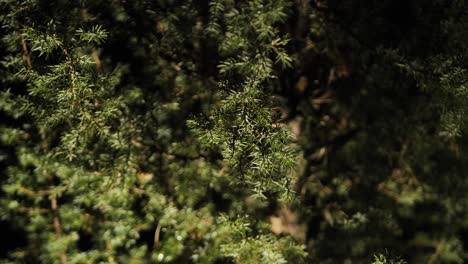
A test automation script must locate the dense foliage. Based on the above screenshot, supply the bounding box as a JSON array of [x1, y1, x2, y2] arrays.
[[0, 0, 467, 263]]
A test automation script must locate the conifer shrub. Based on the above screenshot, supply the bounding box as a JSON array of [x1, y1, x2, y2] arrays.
[[0, 0, 467, 263]]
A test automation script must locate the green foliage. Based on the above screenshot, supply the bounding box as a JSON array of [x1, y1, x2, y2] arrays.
[[372, 253, 406, 264], [1, 0, 468, 263], [189, 0, 296, 200], [0, 0, 303, 263]]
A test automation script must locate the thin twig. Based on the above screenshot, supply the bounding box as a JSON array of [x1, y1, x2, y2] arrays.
[[51, 195, 68, 264], [54, 40, 78, 105], [17, 186, 57, 197], [20, 33, 32, 69], [427, 240, 444, 264], [154, 223, 161, 248], [106, 241, 116, 264]]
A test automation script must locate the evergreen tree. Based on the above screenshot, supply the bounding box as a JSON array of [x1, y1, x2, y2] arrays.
[[0, 0, 467, 263]]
